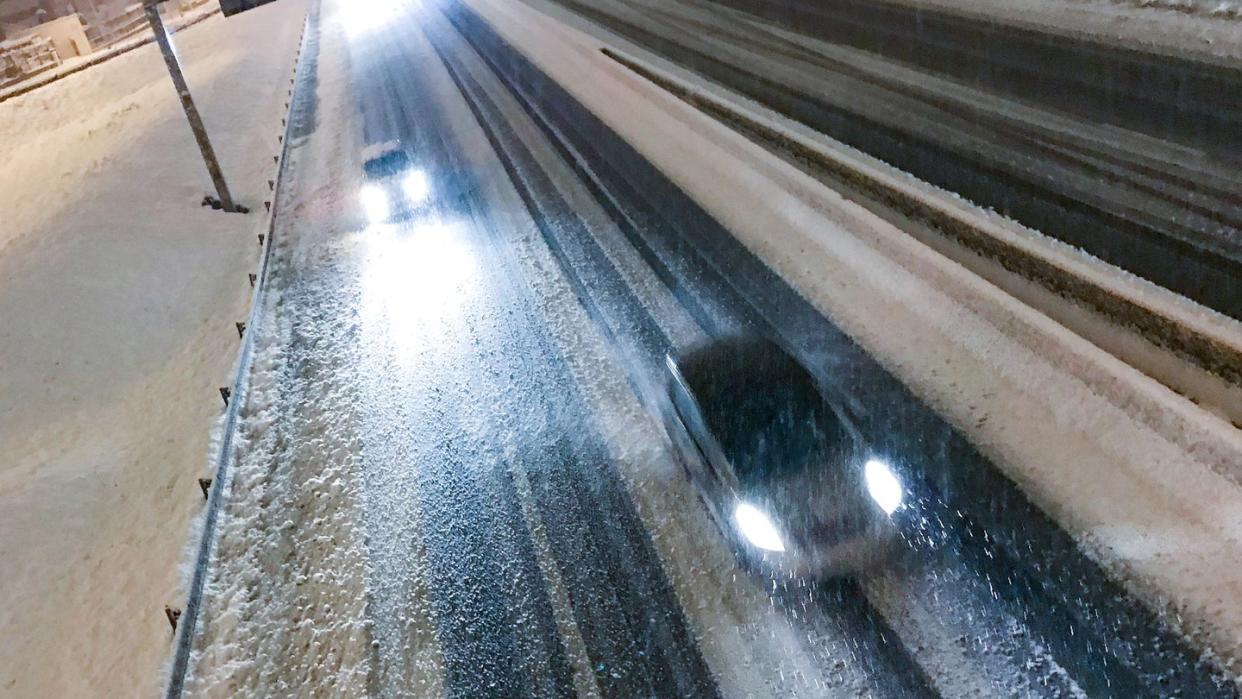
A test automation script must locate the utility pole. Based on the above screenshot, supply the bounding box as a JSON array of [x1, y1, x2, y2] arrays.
[[144, 1, 239, 213]]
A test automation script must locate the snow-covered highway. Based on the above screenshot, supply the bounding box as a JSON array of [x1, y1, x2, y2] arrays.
[[165, 0, 1242, 696]]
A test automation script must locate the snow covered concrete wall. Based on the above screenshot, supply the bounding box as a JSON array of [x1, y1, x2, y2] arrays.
[[1121, 0, 1241, 19], [894, 0, 1242, 63], [0, 0, 308, 695]]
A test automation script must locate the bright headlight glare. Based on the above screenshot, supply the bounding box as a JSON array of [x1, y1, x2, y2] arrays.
[[361, 184, 389, 224], [734, 502, 785, 552], [865, 458, 903, 515], [342, 0, 399, 38], [402, 169, 429, 205]]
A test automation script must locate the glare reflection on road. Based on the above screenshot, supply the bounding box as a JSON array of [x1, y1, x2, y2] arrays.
[[403, 169, 431, 205], [360, 184, 390, 223], [341, 0, 408, 38], [361, 217, 481, 367]]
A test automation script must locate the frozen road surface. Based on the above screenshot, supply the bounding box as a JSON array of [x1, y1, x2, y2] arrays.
[[169, 0, 1242, 696]]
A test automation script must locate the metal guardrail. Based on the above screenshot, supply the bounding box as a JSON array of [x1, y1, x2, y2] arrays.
[[163, 2, 320, 694]]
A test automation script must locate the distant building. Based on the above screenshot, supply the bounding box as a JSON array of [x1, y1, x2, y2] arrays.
[[0, 0, 121, 39], [0, 10, 89, 85], [0, 0, 213, 85], [0, 32, 57, 86], [29, 13, 89, 55]]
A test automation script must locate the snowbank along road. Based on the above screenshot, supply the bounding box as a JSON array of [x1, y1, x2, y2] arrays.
[[170, 0, 1242, 696]]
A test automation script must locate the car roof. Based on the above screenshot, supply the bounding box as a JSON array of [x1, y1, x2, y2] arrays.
[[362, 147, 412, 179], [673, 336, 848, 486], [361, 139, 402, 162], [676, 335, 816, 407]]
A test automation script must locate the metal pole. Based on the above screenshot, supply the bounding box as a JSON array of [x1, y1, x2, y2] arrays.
[[145, 2, 238, 212]]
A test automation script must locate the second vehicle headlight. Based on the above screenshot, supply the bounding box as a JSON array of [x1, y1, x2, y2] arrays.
[[402, 169, 429, 206]]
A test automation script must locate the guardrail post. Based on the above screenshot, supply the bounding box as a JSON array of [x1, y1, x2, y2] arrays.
[[144, 1, 239, 213]]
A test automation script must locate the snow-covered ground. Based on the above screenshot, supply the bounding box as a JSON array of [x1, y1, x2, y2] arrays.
[[0, 0, 307, 695]]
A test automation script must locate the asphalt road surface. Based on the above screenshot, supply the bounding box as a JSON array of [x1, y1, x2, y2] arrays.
[[171, 0, 1242, 695]]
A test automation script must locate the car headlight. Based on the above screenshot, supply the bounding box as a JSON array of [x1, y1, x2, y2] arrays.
[[402, 169, 429, 205], [361, 184, 389, 224], [733, 502, 785, 552], [864, 458, 903, 515]]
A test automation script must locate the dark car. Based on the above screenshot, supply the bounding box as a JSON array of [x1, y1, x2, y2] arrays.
[[662, 335, 904, 578], [360, 140, 429, 224]]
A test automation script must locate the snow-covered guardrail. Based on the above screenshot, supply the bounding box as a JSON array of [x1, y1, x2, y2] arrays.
[[163, 2, 320, 695]]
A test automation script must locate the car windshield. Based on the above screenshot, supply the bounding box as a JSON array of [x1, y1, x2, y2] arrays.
[[362, 148, 411, 178], [682, 344, 848, 487]]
